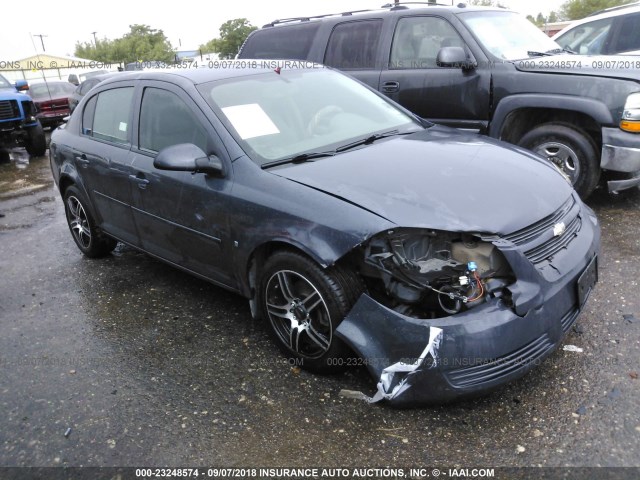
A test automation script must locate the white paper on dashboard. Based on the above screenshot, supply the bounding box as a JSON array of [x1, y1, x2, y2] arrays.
[[221, 104, 280, 139]]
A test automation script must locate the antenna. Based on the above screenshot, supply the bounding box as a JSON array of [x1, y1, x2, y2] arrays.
[[29, 32, 53, 101], [33, 34, 48, 52]]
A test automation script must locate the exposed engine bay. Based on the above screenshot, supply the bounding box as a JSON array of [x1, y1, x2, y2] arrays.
[[358, 229, 515, 319]]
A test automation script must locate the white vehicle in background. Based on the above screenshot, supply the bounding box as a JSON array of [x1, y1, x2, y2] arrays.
[[553, 2, 640, 55]]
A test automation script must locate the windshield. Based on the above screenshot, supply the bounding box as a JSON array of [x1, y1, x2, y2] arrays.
[[197, 68, 421, 165], [0, 74, 11, 89], [460, 11, 561, 61], [555, 18, 613, 55]]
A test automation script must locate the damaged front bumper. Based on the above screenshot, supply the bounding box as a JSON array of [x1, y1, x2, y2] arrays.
[[336, 202, 601, 407], [601, 127, 640, 193]]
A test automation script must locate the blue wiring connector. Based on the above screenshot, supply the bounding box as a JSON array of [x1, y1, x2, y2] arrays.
[[467, 261, 478, 272]]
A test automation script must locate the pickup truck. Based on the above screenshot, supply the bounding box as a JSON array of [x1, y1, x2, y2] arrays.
[[238, 3, 640, 197], [0, 73, 46, 158]]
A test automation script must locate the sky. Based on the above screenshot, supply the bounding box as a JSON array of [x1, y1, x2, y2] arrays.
[[0, 0, 564, 61]]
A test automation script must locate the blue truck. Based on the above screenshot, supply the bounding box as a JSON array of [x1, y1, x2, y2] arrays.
[[0, 73, 46, 158]]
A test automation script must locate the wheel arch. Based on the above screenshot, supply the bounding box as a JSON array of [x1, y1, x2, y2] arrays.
[[490, 94, 611, 149], [58, 169, 102, 228], [244, 239, 356, 320]]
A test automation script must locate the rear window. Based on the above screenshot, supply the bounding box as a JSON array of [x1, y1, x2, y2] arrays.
[[30, 82, 75, 99], [239, 23, 321, 60]]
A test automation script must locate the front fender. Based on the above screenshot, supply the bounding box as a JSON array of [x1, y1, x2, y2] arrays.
[[489, 94, 614, 138]]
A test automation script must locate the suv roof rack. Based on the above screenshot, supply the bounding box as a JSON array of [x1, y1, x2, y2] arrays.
[[263, 9, 376, 27], [587, 1, 640, 17], [263, 1, 462, 27], [381, 1, 456, 9]]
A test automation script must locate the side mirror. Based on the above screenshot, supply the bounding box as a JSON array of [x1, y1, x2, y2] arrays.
[[436, 47, 476, 70], [68, 74, 79, 86], [15, 79, 29, 92], [154, 143, 224, 176]]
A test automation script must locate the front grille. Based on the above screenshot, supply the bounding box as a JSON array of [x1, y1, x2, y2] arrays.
[[0, 100, 20, 120], [502, 195, 582, 265], [446, 334, 553, 388], [524, 215, 582, 264], [503, 196, 575, 246]]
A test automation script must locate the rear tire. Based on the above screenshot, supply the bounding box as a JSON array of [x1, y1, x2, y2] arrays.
[[259, 250, 364, 373], [63, 185, 116, 258], [24, 122, 46, 157], [518, 123, 600, 198]]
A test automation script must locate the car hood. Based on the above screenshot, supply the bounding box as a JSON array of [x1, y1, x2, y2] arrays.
[[515, 54, 640, 82], [0, 90, 31, 102], [272, 126, 573, 235]]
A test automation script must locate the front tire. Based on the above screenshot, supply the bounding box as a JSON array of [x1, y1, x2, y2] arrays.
[[24, 122, 46, 157], [63, 185, 116, 258], [518, 123, 600, 198], [259, 251, 363, 373]]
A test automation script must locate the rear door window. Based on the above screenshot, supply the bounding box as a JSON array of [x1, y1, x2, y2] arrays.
[[89, 87, 134, 145], [324, 20, 383, 69]]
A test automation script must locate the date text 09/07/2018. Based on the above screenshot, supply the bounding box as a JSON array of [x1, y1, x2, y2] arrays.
[[134, 467, 496, 478]]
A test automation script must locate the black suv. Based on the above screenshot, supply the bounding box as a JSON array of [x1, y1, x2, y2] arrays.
[[0, 73, 46, 158], [238, 3, 640, 197]]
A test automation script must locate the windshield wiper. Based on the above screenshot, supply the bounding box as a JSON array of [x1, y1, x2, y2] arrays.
[[527, 48, 575, 58], [527, 50, 553, 57], [261, 151, 335, 169], [336, 130, 412, 153], [546, 47, 576, 55]]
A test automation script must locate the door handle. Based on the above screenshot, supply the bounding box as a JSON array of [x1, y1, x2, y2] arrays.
[[382, 81, 400, 93], [129, 174, 150, 190], [75, 153, 90, 166]]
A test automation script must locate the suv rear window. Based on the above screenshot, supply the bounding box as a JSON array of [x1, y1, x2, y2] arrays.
[[240, 23, 321, 60]]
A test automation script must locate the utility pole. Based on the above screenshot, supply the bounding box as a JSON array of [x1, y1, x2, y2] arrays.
[[91, 31, 98, 45], [33, 34, 47, 52]]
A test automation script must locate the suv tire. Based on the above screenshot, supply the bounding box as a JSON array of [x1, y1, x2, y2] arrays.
[[25, 122, 46, 157], [518, 123, 600, 198]]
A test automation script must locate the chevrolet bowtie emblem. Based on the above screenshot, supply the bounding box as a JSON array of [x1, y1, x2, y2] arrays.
[[553, 222, 566, 237]]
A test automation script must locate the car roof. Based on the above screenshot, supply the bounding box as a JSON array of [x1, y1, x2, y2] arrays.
[[96, 61, 327, 89], [83, 72, 120, 83], [260, 4, 509, 28]]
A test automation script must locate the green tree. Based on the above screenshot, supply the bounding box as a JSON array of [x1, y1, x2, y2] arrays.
[[559, 0, 633, 20], [548, 11, 559, 22], [75, 24, 175, 64], [200, 18, 258, 59]]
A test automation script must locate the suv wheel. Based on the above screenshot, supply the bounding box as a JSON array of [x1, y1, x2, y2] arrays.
[[259, 251, 363, 373], [518, 123, 600, 198], [24, 122, 46, 157]]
